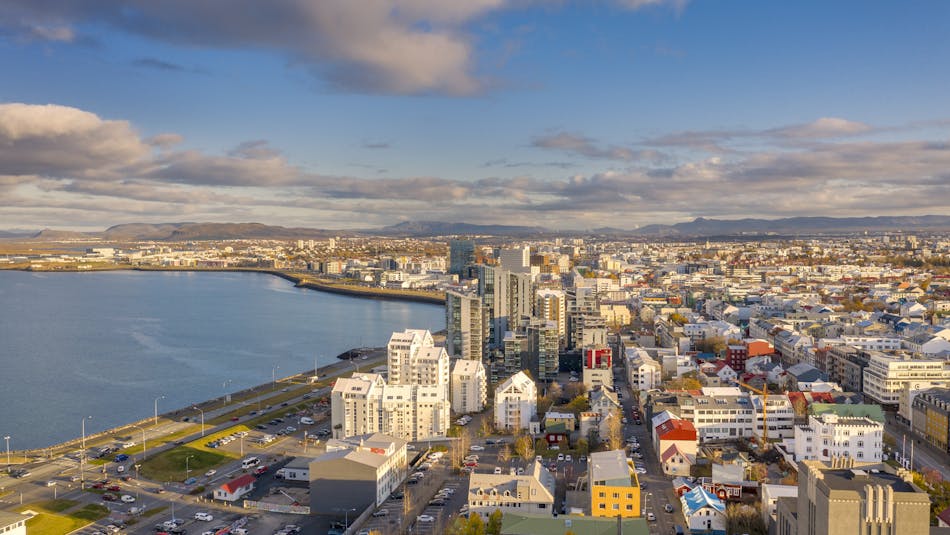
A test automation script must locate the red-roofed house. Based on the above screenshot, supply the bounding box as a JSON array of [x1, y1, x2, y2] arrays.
[[661, 443, 696, 476], [214, 474, 256, 502], [655, 418, 697, 471], [937, 506, 950, 527]]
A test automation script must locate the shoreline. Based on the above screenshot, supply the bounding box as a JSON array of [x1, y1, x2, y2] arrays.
[[9, 347, 387, 457], [0, 264, 446, 305]]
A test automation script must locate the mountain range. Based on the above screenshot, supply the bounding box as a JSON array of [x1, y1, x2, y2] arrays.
[[6, 215, 950, 241]]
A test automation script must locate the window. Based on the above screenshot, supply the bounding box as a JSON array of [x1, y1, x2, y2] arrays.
[[613, 504, 620, 510], [598, 492, 605, 498]]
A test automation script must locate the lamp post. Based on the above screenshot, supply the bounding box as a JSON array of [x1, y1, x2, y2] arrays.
[[132, 425, 147, 460], [154, 395, 165, 425], [4, 436, 10, 473], [338, 507, 356, 529], [80, 416, 92, 485], [185, 455, 194, 480], [193, 406, 205, 437], [272, 364, 280, 390], [223, 379, 232, 406]]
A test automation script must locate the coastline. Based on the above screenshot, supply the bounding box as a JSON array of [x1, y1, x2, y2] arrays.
[[0, 264, 446, 305]]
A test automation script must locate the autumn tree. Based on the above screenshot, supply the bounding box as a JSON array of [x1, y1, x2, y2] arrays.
[[696, 336, 727, 355], [514, 433, 535, 461], [790, 396, 808, 419], [748, 462, 768, 482], [564, 382, 587, 401], [497, 444, 512, 464], [450, 428, 473, 468], [575, 438, 589, 456], [607, 408, 624, 451], [479, 418, 494, 438], [565, 395, 590, 418], [487, 509, 503, 535]]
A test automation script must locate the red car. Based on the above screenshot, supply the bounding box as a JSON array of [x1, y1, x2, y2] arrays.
[[254, 466, 268, 476], [231, 417, 240, 421], [107, 485, 121, 492], [102, 493, 117, 501], [92, 482, 106, 489]]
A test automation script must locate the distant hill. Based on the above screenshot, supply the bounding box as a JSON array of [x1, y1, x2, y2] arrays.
[[31, 229, 91, 240], [100, 222, 338, 241], [630, 215, 950, 237], [375, 221, 547, 237]]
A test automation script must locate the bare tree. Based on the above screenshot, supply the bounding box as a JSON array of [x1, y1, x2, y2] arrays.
[[497, 444, 512, 464], [450, 428, 473, 468], [479, 418, 493, 438]]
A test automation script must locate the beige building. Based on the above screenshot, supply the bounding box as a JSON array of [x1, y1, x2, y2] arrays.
[[494, 371, 538, 431], [451, 358, 487, 414], [0, 512, 27, 535], [310, 433, 408, 512], [467, 460, 556, 519], [775, 458, 930, 535]]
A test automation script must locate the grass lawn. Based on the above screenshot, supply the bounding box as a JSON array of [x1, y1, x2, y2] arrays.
[[208, 388, 324, 426], [141, 505, 168, 518], [138, 446, 232, 482], [32, 499, 79, 513], [71, 503, 110, 522], [23, 512, 88, 535], [185, 425, 250, 456]]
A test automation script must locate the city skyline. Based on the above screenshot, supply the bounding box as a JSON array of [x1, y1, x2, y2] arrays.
[[2, 1, 949, 230]]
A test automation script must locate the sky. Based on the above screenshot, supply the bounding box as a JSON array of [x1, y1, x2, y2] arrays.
[[1, 0, 949, 231]]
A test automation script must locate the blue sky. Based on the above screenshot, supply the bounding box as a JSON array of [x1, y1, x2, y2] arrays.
[[1, 0, 948, 231]]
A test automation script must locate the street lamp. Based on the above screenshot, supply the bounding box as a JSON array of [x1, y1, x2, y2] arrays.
[[272, 364, 280, 390], [80, 415, 93, 485], [193, 406, 205, 437], [154, 395, 165, 425], [337, 507, 356, 529], [185, 455, 194, 480], [4, 436, 10, 473], [223, 379, 232, 406], [132, 425, 147, 460]]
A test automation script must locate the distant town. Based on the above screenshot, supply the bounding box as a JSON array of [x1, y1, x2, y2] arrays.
[[2, 229, 950, 535]]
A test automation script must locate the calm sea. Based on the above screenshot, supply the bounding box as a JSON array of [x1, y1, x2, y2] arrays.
[[0, 270, 444, 449]]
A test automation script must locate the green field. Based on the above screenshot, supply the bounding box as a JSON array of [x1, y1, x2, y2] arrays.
[[23, 512, 87, 535], [137, 446, 232, 482], [17, 500, 109, 535]]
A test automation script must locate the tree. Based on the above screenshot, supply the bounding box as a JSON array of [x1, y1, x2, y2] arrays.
[[402, 485, 413, 520], [696, 336, 727, 355], [575, 438, 589, 456], [487, 509, 503, 535], [446, 513, 486, 535], [790, 396, 808, 419], [497, 444, 512, 464], [565, 395, 590, 418], [607, 408, 624, 451], [749, 462, 768, 482], [535, 438, 549, 455], [564, 382, 587, 400], [480, 418, 494, 438], [514, 433, 535, 461], [451, 428, 473, 468], [669, 312, 688, 326], [665, 375, 702, 391]]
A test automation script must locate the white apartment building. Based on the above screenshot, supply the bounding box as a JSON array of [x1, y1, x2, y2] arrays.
[[677, 395, 756, 442], [791, 413, 883, 463], [494, 371, 538, 431], [330, 373, 451, 442], [387, 329, 450, 392], [451, 359, 487, 414], [467, 460, 556, 519], [862, 351, 950, 406], [583, 367, 613, 391], [751, 395, 796, 441], [624, 347, 662, 392], [446, 291, 484, 360]]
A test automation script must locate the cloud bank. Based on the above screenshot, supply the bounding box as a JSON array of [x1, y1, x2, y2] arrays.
[[2, 102, 948, 230]]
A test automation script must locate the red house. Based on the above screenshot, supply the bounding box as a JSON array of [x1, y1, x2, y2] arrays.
[[727, 339, 773, 371]]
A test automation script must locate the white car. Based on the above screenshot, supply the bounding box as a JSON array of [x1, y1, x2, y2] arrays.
[[470, 445, 485, 451], [494, 466, 503, 474], [204, 469, 217, 477], [636, 468, 647, 474], [417, 515, 435, 523], [647, 512, 656, 521], [565, 455, 572, 462], [557, 453, 565, 461], [120, 495, 135, 503], [194, 512, 214, 521]]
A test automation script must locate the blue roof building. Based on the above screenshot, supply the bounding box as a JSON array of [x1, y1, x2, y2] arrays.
[[679, 486, 726, 535]]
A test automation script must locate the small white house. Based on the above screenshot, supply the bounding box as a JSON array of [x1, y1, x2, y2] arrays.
[[214, 474, 256, 502], [276, 457, 312, 481]]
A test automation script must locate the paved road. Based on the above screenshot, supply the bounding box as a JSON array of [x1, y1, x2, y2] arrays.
[[883, 412, 950, 481]]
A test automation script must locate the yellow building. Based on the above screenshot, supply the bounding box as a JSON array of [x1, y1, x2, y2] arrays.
[[589, 449, 641, 518]]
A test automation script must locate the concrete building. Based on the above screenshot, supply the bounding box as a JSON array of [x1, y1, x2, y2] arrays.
[[451, 358, 488, 414], [499, 246, 531, 273], [446, 290, 485, 360], [624, 346, 663, 392], [792, 412, 884, 463], [0, 512, 27, 535], [583, 346, 614, 391], [760, 484, 798, 531], [309, 433, 408, 513], [330, 373, 450, 442], [494, 371, 538, 431], [386, 329, 449, 391], [655, 418, 698, 475], [862, 351, 950, 406], [467, 460, 556, 519], [275, 457, 311, 481], [777, 459, 931, 535], [589, 449, 641, 518], [910, 387, 950, 453], [536, 288, 567, 346]]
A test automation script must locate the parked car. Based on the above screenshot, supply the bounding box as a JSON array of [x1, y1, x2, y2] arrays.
[[664, 503, 675, 513], [194, 512, 214, 521], [371, 509, 389, 517], [114, 454, 129, 463], [204, 469, 216, 477], [121, 495, 136, 503]]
